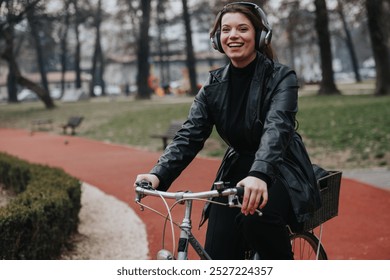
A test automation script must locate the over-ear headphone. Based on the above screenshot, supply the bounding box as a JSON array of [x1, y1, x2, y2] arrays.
[[211, 2, 272, 53]]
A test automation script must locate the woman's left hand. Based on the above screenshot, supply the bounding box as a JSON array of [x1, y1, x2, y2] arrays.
[[237, 176, 268, 215]]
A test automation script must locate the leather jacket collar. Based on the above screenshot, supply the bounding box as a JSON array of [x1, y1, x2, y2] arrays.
[[202, 53, 274, 145]]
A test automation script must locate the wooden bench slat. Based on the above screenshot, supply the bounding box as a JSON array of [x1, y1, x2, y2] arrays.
[[62, 116, 84, 135], [30, 119, 53, 134]]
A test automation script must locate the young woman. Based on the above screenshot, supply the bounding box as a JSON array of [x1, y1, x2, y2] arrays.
[[134, 2, 321, 260]]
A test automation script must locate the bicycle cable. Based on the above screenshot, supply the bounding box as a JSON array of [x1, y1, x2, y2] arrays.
[[136, 193, 177, 256], [161, 197, 230, 257], [136, 191, 237, 259]]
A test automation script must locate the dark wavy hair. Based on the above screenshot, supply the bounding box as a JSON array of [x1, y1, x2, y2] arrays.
[[210, 3, 274, 60]]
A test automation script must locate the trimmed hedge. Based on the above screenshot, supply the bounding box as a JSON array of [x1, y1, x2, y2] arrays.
[[0, 152, 81, 259]]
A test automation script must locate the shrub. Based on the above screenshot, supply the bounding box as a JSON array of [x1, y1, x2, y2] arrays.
[[0, 152, 81, 259]]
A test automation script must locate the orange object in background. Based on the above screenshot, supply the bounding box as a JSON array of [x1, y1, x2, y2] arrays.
[[155, 87, 164, 97], [148, 75, 164, 96]]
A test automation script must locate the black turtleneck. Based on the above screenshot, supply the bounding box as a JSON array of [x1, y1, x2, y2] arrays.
[[226, 56, 272, 186], [227, 57, 257, 150]]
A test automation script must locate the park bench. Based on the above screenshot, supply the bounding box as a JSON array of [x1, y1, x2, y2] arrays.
[[151, 120, 184, 149], [30, 119, 53, 134], [61, 116, 84, 135]]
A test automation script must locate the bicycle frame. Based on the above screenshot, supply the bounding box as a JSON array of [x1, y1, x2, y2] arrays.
[[176, 199, 211, 260], [135, 183, 246, 260], [134, 183, 327, 260]]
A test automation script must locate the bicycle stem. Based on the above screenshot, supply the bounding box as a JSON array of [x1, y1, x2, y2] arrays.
[[177, 200, 192, 260]]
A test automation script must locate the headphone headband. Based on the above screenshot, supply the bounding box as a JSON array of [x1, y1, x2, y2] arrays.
[[222, 2, 272, 34]]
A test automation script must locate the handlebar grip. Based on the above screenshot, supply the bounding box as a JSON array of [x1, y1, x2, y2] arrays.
[[135, 180, 153, 203], [235, 186, 244, 197], [136, 180, 153, 189]]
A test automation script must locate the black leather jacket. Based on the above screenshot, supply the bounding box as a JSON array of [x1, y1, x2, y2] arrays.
[[151, 53, 321, 223]]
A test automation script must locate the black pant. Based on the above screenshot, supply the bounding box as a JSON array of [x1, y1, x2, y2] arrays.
[[204, 177, 297, 260]]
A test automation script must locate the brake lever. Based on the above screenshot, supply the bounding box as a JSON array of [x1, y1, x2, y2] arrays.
[[137, 180, 154, 189], [135, 180, 154, 208], [228, 194, 263, 216]]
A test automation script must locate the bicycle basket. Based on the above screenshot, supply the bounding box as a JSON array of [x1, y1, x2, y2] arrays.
[[302, 171, 342, 231]]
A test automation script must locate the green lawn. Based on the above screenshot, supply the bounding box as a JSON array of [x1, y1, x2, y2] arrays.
[[0, 89, 389, 169], [297, 94, 389, 168]]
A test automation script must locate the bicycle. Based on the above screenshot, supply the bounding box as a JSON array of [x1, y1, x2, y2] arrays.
[[134, 171, 342, 260]]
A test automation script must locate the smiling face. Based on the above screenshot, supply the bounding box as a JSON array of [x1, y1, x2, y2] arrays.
[[220, 12, 257, 68]]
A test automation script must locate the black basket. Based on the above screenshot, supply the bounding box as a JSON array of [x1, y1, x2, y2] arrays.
[[302, 171, 342, 232]]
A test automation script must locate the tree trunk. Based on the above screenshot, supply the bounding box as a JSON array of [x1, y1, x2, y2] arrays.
[[90, 0, 105, 97], [182, 0, 198, 96], [73, 0, 82, 89], [337, 0, 361, 83], [286, 2, 298, 71], [17, 75, 55, 108], [136, 0, 152, 99], [1, 26, 55, 109], [366, 0, 390, 95], [6, 70, 18, 103], [2, 25, 18, 103], [27, 8, 51, 94], [157, 0, 168, 87], [60, 0, 71, 98], [314, 0, 340, 95]]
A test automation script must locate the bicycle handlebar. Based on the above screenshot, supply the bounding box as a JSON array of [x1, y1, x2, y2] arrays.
[[135, 185, 242, 201], [135, 179, 244, 200], [134, 181, 262, 216]]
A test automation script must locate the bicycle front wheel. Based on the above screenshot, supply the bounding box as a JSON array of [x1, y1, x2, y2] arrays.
[[290, 231, 328, 260]]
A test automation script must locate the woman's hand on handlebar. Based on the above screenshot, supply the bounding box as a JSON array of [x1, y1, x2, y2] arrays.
[[237, 176, 268, 216], [134, 174, 160, 189]]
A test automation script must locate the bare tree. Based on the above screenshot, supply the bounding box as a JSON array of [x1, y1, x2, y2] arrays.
[[119, 0, 141, 46], [279, 1, 300, 70], [0, 0, 19, 103], [71, 0, 82, 89], [156, 0, 170, 87], [26, 0, 50, 93], [181, 0, 197, 96], [59, 0, 71, 98], [314, 0, 340, 95], [0, 0, 55, 108], [366, 0, 390, 95], [136, 0, 152, 99], [336, 0, 361, 82], [89, 0, 105, 97]]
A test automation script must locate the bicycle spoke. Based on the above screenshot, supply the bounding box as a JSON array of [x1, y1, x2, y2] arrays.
[[291, 232, 326, 260]]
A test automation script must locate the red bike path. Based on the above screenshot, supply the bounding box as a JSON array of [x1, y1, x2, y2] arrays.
[[0, 128, 389, 260]]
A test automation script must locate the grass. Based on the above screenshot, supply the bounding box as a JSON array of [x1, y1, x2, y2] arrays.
[[297, 94, 390, 168], [0, 84, 389, 170], [0, 97, 194, 152]]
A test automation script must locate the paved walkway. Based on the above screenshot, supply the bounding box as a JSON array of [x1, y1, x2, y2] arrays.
[[0, 128, 389, 259]]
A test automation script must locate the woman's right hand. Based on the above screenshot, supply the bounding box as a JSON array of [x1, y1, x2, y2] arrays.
[[134, 174, 160, 189]]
